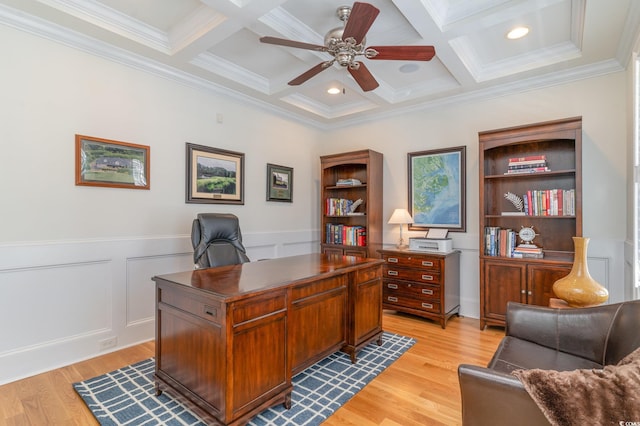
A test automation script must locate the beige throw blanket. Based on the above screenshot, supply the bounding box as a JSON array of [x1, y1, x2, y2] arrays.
[[512, 348, 640, 426]]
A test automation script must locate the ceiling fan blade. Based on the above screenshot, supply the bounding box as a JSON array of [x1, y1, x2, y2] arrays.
[[288, 62, 332, 86], [367, 46, 436, 61], [348, 61, 379, 92], [260, 36, 326, 52], [342, 2, 380, 45]]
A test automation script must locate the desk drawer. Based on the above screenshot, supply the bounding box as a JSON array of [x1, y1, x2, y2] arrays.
[[383, 293, 441, 314], [383, 266, 442, 284], [159, 284, 222, 325], [383, 280, 440, 299], [382, 254, 443, 271]]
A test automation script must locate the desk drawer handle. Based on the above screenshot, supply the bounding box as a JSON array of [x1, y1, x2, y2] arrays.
[[387, 296, 398, 302], [388, 257, 398, 263], [387, 283, 398, 289], [422, 302, 433, 309], [421, 274, 434, 281], [387, 270, 398, 276], [422, 261, 434, 267], [204, 306, 217, 317], [422, 289, 433, 295]]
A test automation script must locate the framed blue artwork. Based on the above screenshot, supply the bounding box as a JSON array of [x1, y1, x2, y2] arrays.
[[408, 146, 466, 232]]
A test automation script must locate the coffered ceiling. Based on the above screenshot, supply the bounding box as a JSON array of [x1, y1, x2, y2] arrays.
[[1, 0, 638, 128]]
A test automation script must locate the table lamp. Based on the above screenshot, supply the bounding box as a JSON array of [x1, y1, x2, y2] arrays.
[[388, 208, 413, 248]]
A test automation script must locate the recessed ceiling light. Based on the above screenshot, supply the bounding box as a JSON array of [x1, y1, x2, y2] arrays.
[[507, 26, 529, 40], [327, 87, 341, 95], [399, 63, 419, 73]]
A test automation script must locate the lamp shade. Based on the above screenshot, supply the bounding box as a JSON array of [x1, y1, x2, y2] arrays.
[[388, 208, 413, 224]]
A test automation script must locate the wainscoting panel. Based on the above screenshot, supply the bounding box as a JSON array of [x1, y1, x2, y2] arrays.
[[126, 253, 193, 327], [0, 260, 112, 353]]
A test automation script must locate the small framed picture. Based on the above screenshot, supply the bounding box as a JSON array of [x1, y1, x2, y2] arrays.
[[75, 135, 150, 189], [266, 163, 293, 202], [186, 143, 244, 204]]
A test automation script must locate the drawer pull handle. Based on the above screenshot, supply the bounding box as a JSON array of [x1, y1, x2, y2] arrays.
[[388, 270, 398, 276], [387, 283, 398, 289], [388, 257, 398, 263], [204, 306, 217, 317], [387, 296, 398, 302], [421, 274, 434, 281], [422, 303, 433, 309], [422, 261, 434, 267], [422, 289, 433, 295]]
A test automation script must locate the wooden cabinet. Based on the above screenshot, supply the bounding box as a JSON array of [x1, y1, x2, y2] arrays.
[[320, 150, 383, 258], [479, 117, 582, 329], [480, 258, 572, 326], [378, 249, 461, 328]]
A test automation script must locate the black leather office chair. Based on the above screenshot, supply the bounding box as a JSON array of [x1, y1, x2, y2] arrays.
[[191, 213, 250, 269]]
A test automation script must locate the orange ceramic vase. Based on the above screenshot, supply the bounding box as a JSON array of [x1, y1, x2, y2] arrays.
[[552, 237, 609, 307]]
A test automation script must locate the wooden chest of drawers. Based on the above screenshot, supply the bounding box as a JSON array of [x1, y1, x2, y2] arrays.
[[378, 249, 461, 328]]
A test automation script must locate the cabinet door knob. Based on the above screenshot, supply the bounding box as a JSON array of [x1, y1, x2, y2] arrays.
[[521, 290, 526, 294], [528, 291, 532, 296]]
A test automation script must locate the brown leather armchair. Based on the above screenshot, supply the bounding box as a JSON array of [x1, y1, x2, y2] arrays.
[[458, 300, 640, 426]]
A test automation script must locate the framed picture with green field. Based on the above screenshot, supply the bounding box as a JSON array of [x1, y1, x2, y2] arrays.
[[186, 143, 244, 204], [75, 134, 150, 189]]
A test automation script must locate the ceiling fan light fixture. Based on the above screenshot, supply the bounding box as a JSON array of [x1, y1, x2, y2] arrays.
[[507, 26, 530, 40]]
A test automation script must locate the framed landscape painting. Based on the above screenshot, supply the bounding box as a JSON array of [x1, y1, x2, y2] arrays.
[[75, 135, 150, 189], [408, 146, 466, 232], [186, 143, 244, 204], [266, 163, 293, 202]]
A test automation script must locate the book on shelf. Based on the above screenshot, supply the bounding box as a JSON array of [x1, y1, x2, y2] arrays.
[[507, 161, 547, 169], [325, 224, 366, 246], [520, 189, 574, 216], [508, 155, 546, 163], [505, 167, 550, 175], [325, 198, 363, 216], [483, 226, 516, 257], [335, 178, 362, 186]]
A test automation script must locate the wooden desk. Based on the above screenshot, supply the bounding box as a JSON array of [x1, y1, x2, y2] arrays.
[[152, 253, 384, 426]]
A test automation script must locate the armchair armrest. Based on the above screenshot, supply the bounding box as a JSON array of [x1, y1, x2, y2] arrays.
[[458, 364, 549, 426], [505, 302, 619, 363]]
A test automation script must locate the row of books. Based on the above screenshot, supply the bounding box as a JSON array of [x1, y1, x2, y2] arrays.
[[523, 189, 575, 216], [325, 198, 358, 216], [505, 155, 549, 174], [325, 224, 366, 247], [484, 227, 543, 258]]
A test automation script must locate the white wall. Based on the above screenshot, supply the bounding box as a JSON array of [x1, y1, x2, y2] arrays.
[[0, 21, 632, 384], [0, 24, 322, 384], [321, 72, 629, 318]]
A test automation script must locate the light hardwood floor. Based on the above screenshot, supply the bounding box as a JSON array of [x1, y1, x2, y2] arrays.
[[0, 312, 504, 425]]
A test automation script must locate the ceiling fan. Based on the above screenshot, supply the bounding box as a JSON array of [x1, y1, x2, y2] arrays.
[[260, 2, 436, 92]]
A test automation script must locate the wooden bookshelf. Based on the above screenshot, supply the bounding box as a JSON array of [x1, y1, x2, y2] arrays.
[[478, 117, 582, 328], [320, 150, 383, 258]]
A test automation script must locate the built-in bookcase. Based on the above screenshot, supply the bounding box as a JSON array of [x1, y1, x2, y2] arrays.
[[320, 150, 383, 258], [478, 117, 583, 328]]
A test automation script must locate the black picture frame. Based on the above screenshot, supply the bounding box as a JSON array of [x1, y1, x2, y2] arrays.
[[186, 143, 244, 204], [266, 163, 293, 202], [408, 146, 466, 232]]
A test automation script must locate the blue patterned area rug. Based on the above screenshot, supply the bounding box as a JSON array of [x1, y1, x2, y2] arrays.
[[74, 331, 415, 425]]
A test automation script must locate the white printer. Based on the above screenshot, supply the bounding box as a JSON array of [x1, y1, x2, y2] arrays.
[[408, 237, 453, 253]]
